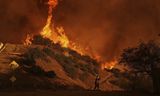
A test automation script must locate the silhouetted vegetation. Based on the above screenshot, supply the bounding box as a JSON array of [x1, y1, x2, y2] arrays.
[[17, 47, 56, 78], [45, 71, 56, 78], [20, 47, 49, 65], [54, 51, 99, 79], [31, 35, 53, 46], [25, 65, 45, 76], [106, 68, 152, 92], [119, 41, 160, 95], [43, 47, 55, 57]]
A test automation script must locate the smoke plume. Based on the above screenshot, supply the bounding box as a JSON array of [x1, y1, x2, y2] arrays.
[[0, 0, 47, 43], [55, 0, 160, 61], [0, 0, 160, 61]]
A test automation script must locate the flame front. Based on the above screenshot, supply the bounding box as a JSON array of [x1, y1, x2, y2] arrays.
[[56, 27, 69, 48], [40, 0, 57, 40], [24, 0, 118, 70], [40, 0, 86, 55], [101, 60, 117, 70], [40, 0, 70, 48]]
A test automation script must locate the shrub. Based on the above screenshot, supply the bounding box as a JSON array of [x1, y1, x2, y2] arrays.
[[16, 47, 55, 78], [45, 71, 56, 78], [29, 65, 45, 76], [31, 35, 53, 46], [79, 72, 89, 81], [25, 47, 46, 59], [109, 77, 132, 90], [21, 47, 50, 64], [65, 67, 77, 79], [43, 47, 55, 57]]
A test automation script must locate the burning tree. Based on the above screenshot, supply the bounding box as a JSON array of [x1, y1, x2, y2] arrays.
[[119, 41, 160, 95]]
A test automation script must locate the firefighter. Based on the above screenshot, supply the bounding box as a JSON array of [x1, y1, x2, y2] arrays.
[[94, 74, 100, 90]]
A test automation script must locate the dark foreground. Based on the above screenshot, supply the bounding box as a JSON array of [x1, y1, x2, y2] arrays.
[[0, 90, 153, 96]]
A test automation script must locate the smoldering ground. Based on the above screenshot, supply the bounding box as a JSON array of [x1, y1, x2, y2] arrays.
[[0, 0, 160, 61]]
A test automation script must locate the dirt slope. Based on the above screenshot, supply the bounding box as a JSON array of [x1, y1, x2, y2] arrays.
[[0, 43, 121, 91]]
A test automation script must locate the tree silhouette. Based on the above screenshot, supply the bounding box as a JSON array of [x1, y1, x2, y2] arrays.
[[119, 41, 160, 95]]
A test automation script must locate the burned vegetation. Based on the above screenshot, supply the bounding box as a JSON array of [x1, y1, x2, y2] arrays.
[[2, 35, 100, 90]]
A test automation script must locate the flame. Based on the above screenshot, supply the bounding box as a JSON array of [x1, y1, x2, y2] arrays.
[[40, 0, 70, 48], [93, 54, 102, 62], [101, 60, 117, 70], [40, 0, 86, 54], [92, 54, 117, 70], [24, 34, 32, 46], [40, 0, 58, 39], [69, 42, 86, 55], [56, 27, 69, 48]]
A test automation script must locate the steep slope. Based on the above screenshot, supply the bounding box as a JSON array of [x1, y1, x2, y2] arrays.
[[0, 41, 121, 91]]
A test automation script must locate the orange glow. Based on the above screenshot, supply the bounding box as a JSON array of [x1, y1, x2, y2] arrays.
[[40, 0, 86, 55], [101, 60, 117, 70], [40, 0, 58, 39], [56, 27, 69, 48], [69, 42, 86, 55], [93, 54, 102, 62], [24, 34, 32, 46], [40, 0, 69, 48]]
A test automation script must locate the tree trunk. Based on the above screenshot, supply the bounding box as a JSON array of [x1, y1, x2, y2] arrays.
[[151, 68, 160, 95]]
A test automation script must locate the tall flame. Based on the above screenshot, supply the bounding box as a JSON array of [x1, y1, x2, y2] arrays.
[[40, 0, 58, 39], [40, 0, 86, 56], [40, 0, 70, 48], [23, 0, 118, 70]]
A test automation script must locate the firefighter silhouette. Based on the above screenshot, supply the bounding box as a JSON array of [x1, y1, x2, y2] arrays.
[[94, 74, 100, 90]]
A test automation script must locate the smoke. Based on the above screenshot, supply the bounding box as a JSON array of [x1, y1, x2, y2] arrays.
[[0, 0, 47, 43], [0, 0, 160, 61], [55, 0, 160, 61]]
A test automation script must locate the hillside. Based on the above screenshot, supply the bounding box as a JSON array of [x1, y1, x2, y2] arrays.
[[0, 38, 122, 91]]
